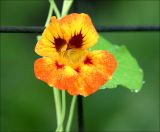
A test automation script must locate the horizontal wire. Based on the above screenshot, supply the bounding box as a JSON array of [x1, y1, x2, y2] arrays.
[[0, 25, 160, 33]]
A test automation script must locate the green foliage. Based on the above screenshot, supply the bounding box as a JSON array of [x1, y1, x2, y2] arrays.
[[90, 35, 144, 92]]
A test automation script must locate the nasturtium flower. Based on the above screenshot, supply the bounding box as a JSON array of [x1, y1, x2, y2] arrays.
[[34, 13, 117, 96]]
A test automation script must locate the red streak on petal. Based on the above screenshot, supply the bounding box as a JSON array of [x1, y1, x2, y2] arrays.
[[54, 37, 66, 51], [55, 61, 64, 69], [75, 67, 81, 73], [68, 31, 84, 49], [84, 56, 92, 65]]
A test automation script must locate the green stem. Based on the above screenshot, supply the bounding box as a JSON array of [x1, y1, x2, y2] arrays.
[[53, 88, 62, 128], [45, 3, 53, 27], [61, 0, 74, 17], [45, 2, 61, 130], [45, 0, 75, 131], [49, 0, 61, 19], [56, 90, 66, 132], [66, 96, 77, 132], [45, 0, 61, 27]]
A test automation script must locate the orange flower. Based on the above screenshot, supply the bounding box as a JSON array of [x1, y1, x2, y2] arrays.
[[34, 13, 117, 96]]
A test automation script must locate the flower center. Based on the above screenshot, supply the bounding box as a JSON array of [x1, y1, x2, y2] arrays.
[[54, 32, 85, 67]]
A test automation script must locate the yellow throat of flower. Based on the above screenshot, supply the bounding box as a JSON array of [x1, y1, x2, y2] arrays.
[[58, 43, 87, 68]]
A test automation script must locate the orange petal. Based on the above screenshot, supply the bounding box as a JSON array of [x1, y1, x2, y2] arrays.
[[34, 50, 117, 96], [34, 57, 78, 90], [59, 13, 98, 49], [88, 50, 117, 77], [68, 50, 117, 96], [67, 65, 106, 96], [66, 77, 87, 96]]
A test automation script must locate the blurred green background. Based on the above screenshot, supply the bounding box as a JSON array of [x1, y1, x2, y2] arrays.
[[0, 0, 159, 131]]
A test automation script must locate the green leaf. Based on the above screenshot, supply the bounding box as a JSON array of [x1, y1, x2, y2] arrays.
[[90, 35, 144, 92]]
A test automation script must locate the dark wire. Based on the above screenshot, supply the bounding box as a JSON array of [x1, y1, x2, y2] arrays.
[[0, 25, 160, 33], [77, 96, 84, 132]]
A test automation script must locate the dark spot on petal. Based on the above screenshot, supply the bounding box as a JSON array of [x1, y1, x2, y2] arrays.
[[75, 67, 81, 73], [68, 31, 84, 49], [55, 61, 64, 69], [84, 56, 92, 65], [54, 37, 66, 51]]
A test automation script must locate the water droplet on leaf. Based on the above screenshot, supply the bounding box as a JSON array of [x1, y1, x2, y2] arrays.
[[142, 81, 145, 84], [131, 89, 139, 93], [134, 90, 139, 93]]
